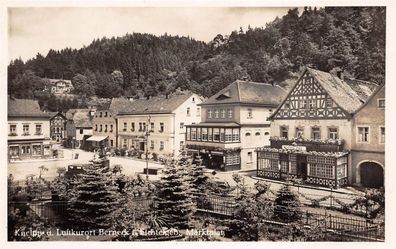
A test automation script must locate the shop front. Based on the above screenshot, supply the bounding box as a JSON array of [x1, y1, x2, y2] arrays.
[[187, 145, 241, 171], [256, 147, 348, 188]]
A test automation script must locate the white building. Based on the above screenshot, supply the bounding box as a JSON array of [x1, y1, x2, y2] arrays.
[[117, 93, 203, 157]]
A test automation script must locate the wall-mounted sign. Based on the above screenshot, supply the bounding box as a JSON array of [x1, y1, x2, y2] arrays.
[[282, 145, 307, 151]]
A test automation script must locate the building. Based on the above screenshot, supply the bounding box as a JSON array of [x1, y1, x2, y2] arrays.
[[45, 79, 74, 94], [49, 112, 67, 142], [351, 84, 385, 188], [89, 97, 132, 149], [185, 80, 286, 171], [117, 93, 203, 157], [8, 97, 52, 160], [256, 67, 376, 188], [65, 108, 95, 150]]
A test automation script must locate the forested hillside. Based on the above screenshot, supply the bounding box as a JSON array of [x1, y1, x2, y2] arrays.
[[8, 7, 385, 103]]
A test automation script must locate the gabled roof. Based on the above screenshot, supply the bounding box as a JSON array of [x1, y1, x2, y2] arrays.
[[118, 93, 195, 115], [65, 109, 93, 128], [97, 97, 133, 115], [200, 80, 287, 107], [48, 111, 67, 120], [8, 97, 50, 119], [344, 78, 378, 101], [306, 68, 366, 114], [354, 84, 385, 114]]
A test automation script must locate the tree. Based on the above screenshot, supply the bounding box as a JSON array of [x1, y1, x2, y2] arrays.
[[155, 155, 195, 229], [273, 183, 302, 223], [68, 158, 119, 230]]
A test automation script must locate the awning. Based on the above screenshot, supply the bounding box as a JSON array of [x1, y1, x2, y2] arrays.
[[86, 135, 108, 142]]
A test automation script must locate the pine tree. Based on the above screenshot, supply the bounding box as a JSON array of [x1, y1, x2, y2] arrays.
[[273, 183, 302, 223], [68, 158, 119, 230], [186, 151, 209, 200], [155, 155, 195, 229]]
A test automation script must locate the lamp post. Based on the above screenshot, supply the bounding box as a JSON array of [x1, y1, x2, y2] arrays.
[[145, 115, 151, 180]]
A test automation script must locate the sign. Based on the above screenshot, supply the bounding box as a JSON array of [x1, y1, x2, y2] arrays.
[[282, 145, 307, 151]]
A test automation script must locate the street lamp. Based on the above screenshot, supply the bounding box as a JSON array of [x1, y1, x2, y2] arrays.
[[145, 115, 151, 180]]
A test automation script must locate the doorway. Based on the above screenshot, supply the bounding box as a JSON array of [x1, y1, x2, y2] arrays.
[[296, 155, 307, 180], [360, 162, 384, 188]]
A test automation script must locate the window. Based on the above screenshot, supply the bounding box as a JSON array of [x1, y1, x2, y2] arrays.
[[197, 128, 201, 140], [123, 139, 127, 148], [311, 127, 321, 140], [191, 128, 197, 140], [110, 140, 114, 147], [99, 125, 103, 132], [309, 99, 316, 109], [227, 109, 233, 118], [104, 125, 108, 132], [326, 98, 333, 107], [264, 132, 270, 136], [150, 140, 154, 149], [378, 99, 385, 109], [225, 153, 240, 166], [248, 152, 253, 162], [139, 122, 143, 131], [208, 128, 213, 141], [280, 126, 288, 139], [180, 122, 184, 129], [358, 127, 369, 142], [220, 128, 225, 142], [300, 99, 307, 109], [245, 132, 251, 137], [32, 144, 42, 155], [34, 124, 42, 135], [160, 141, 164, 150], [202, 128, 208, 141], [328, 127, 338, 139], [151, 122, 155, 132], [99, 112, 102, 117], [110, 125, 113, 132], [214, 110, 219, 118], [280, 161, 289, 173], [104, 112, 108, 117], [192, 97, 195, 103], [187, 107, 191, 116], [95, 124, 98, 131], [284, 101, 290, 109], [380, 127, 385, 144], [123, 122, 127, 131], [225, 129, 232, 142], [309, 164, 333, 179], [186, 127, 191, 140], [131, 123, 135, 132], [80, 128, 83, 134], [23, 124, 29, 135], [10, 124, 17, 135], [220, 109, 226, 118], [232, 129, 240, 142], [213, 128, 220, 141], [255, 132, 260, 136], [143, 123, 146, 132], [295, 127, 304, 138], [208, 109, 213, 119], [247, 108, 253, 119], [159, 123, 164, 133], [197, 107, 201, 117], [56, 127, 60, 133]]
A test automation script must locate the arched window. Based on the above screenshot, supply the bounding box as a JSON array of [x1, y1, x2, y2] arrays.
[[255, 132, 260, 136], [245, 132, 251, 137], [264, 132, 270, 136]]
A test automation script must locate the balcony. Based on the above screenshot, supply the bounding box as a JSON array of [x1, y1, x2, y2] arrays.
[[269, 136, 344, 152]]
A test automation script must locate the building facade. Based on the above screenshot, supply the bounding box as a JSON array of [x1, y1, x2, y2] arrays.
[[257, 68, 376, 188], [44, 79, 74, 94], [117, 93, 203, 157], [65, 109, 95, 150], [90, 97, 132, 148], [8, 98, 52, 160], [49, 112, 67, 142], [351, 85, 385, 188], [186, 80, 286, 171]]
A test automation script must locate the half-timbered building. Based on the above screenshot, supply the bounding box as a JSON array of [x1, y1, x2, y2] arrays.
[[256, 67, 376, 188]]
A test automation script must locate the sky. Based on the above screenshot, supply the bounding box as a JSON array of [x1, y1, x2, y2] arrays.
[[8, 7, 293, 62]]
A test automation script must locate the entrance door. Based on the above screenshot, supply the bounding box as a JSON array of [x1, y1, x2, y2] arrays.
[[139, 142, 145, 151], [296, 155, 307, 180], [360, 162, 384, 188]]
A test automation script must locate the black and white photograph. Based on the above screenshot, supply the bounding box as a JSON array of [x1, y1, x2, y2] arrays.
[[3, 1, 392, 245]]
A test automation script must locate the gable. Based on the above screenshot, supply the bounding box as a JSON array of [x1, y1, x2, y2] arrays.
[[271, 70, 350, 120]]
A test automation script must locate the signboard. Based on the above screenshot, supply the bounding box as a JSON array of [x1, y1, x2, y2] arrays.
[[282, 145, 307, 151]]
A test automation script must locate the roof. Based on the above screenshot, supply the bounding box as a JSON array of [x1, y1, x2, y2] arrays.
[[118, 93, 195, 115], [200, 80, 287, 106], [344, 78, 378, 101], [65, 109, 93, 127], [306, 68, 365, 114], [96, 97, 133, 114], [354, 84, 385, 114], [8, 98, 50, 119], [185, 122, 241, 128], [86, 135, 108, 142]]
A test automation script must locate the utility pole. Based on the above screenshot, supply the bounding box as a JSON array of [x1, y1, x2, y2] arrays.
[[145, 115, 151, 180]]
